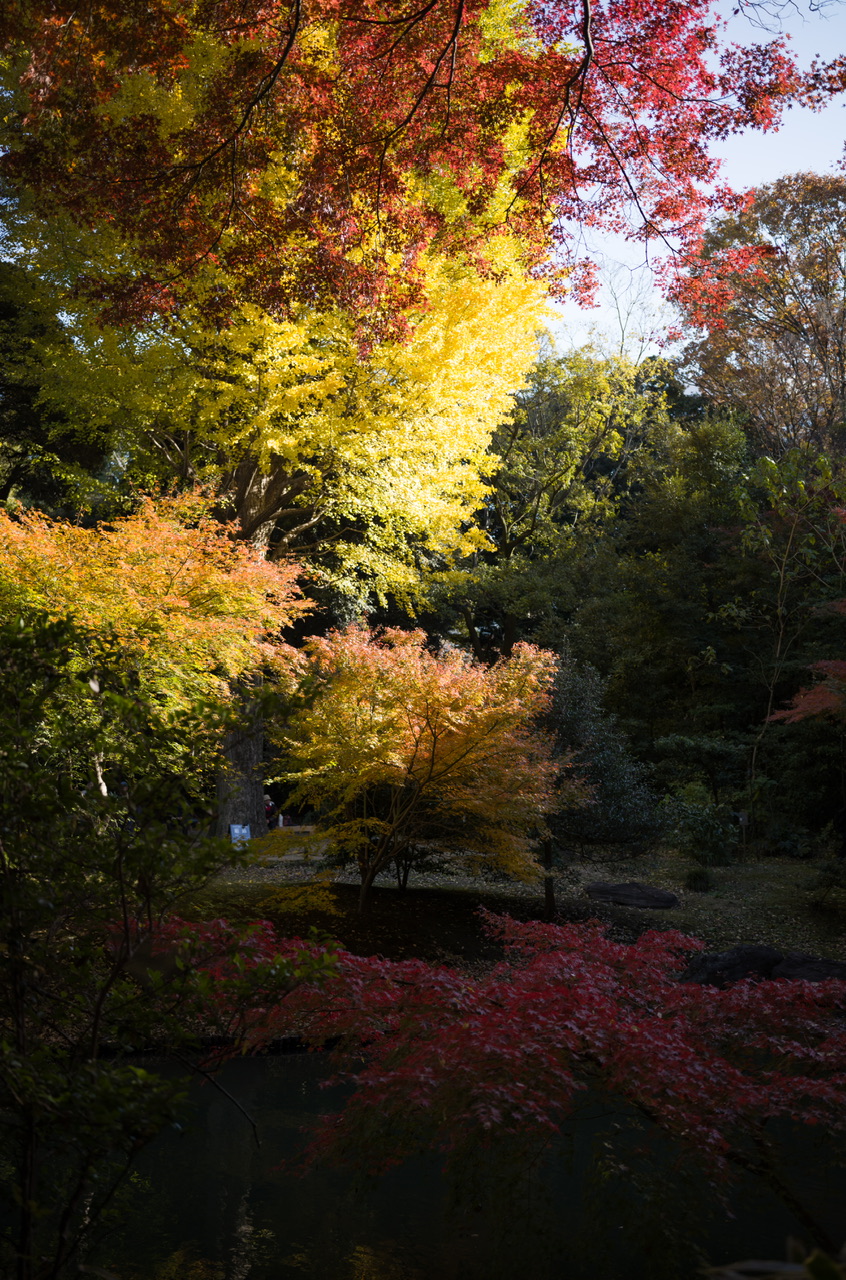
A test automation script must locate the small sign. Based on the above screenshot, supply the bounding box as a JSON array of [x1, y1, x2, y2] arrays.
[[229, 823, 251, 846]]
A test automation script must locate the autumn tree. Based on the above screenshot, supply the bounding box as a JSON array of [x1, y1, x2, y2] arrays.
[[0, 257, 554, 819], [261, 915, 846, 1256], [0, 1, 821, 621], [0, 246, 548, 595], [0, 0, 808, 331], [772, 657, 846, 726], [671, 173, 846, 455], [0, 495, 308, 833], [275, 626, 573, 912]]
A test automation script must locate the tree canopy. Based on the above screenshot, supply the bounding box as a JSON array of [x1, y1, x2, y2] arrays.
[[260, 914, 846, 1252], [0, 494, 307, 707], [1, 249, 548, 594], [3, 0, 846, 1265], [276, 626, 571, 909], [671, 173, 846, 454], [0, 0, 810, 328]]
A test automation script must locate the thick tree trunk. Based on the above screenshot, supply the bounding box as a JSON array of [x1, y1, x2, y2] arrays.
[[215, 679, 267, 839], [500, 611, 518, 657], [217, 456, 312, 550]]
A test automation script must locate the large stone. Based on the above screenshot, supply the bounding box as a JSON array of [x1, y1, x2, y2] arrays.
[[771, 953, 846, 981], [681, 944, 785, 987], [680, 944, 846, 987], [585, 881, 680, 909]]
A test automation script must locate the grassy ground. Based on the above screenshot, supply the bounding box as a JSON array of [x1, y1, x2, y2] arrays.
[[182, 844, 846, 965]]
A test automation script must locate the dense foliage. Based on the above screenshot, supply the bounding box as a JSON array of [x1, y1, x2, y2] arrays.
[[275, 626, 573, 909], [1, 0, 846, 1265], [0, 615, 335, 1280], [0, 494, 307, 705], [0, 0, 809, 326], [255, 914, 846, 1250]]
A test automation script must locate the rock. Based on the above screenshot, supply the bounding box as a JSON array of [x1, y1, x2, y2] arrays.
[[585, 881, 680, 909], [680, 944, 846, 987], [771, 953, 846, 981], [681, 944, 785, 987]]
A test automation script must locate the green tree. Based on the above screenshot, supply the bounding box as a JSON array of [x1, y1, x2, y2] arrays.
[[435, 348, 669, 658], [0, 613, 333, 1280], [550, 654, 659, 854], [568, 413, 756, 745], [0, 263, 113, 512], [565, 422, 846, 839]]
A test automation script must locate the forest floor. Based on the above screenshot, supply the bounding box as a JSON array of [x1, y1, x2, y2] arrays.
[[185, 838, 846, 966]]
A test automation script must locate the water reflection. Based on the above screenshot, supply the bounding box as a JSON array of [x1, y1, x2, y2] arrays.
[[102, 1054, 846, 1280]]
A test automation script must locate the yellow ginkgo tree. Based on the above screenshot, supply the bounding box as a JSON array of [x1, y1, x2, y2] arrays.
[[14, 233, 548, 602]]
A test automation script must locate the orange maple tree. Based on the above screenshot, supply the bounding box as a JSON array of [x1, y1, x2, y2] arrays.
[[0, 494, 308, 707], [276, 625, 578, 911]]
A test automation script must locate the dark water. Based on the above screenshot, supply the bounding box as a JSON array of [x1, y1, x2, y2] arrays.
[[101, 1055, 846, 1280]]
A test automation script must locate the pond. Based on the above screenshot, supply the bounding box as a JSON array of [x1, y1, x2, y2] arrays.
[[101, 1053, 846, 1280]]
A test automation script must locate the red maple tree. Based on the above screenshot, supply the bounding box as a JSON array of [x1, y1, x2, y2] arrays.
[[221, 912, 846, 1248], [0, 0, 809, 328], [771, 654, 846, 724]]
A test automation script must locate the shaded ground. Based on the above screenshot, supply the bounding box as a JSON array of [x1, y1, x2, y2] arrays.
[[598, 849, 846, 958], [184, 878, 549, 966], [183, 844, 846, 965]]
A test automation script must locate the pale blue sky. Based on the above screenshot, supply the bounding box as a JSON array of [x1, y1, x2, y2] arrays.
[[553, 0, 846, 351]]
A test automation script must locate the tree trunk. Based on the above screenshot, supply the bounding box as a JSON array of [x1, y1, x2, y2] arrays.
[[17, 1111, 35, 1280], [217, 455, 311, 550], [541, 838, 556, 922], [501, 612, 518, 657], [215, 678, 266, 840], [358, 866, 378, 916]]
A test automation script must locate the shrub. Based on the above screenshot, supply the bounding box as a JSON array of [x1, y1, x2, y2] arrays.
[[661, 782, 738, 866], [684, 866, 716, 893], [550, 656, 659, 851]]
